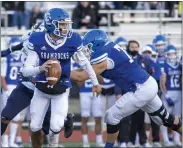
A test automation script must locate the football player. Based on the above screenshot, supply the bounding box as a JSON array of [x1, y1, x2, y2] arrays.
[[1, 37, 22, 147], [152, 34, 167, 67], [71, 29, 182, 148], [160, 44, 182, 147], [21, 8, 101, 148], [114, 37, 128, 50], [72, 61, 104, 147], [1, 21, 74, 147]]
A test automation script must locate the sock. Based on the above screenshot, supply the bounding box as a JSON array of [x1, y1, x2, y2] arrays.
[[96, 134, 103, 144], [82, 134, 89, 144], [1, 122, 8, 135], [174, 131, 180, 142], [48, 133, 59, 147], [135, 133, 139, 145], [2, 135, 9, 145], [29, 137, 32, 143], [16, 136, 22, 143], [146, 131, 150, 140], [104, 142, 114, 148], [160, 126, 169, 142], [9, 122, 18, 144]]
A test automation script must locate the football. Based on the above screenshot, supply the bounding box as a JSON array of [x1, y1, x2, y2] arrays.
[[45, 59, 61, 85]]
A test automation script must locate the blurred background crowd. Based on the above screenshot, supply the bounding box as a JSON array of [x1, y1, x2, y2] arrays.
[[1, 1, 182, 29]]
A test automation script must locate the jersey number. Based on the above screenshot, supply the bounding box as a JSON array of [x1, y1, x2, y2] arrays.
[[9, 67, 18, 80], [114, 45, 133, 63], [170, 75, 180, 88]]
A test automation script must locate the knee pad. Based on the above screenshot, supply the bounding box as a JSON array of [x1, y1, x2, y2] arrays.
[[149, 105, 182, 131], [107, 123, 119, 134]]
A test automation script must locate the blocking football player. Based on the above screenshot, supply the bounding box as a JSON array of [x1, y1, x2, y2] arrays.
[[21, 8, 101, 148], [70, 29, 182, 148]]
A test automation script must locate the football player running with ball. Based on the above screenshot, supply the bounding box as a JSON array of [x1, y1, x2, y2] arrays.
[[71, 29, 182, 148], [22, 8, 101, 148]]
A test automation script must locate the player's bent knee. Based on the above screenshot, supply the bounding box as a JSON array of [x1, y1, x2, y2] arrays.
[[50, 118, 65, 133], [149, 105, 182, 131], [104, 110, 120, 125], [30, 121, 42, 132], [107, 124, 119, 134]]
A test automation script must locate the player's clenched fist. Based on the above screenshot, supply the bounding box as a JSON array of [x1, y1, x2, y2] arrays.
[[92, 84, 102, 97], [39, 60, 53, 72]]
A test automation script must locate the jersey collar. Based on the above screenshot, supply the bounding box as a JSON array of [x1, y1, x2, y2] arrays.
[[45, 33, 67, 50]]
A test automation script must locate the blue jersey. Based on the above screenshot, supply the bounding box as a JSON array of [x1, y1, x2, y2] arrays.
[[28, 32, 82, 87], [151, 61, 161, 80], [161, 62, 182, 91], [91, 42, 150, 93], [102, 78, 115, 89], [157, 55, 165, 68], [5, 54, 23, 85]]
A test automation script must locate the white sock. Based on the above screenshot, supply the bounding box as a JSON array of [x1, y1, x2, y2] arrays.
[[2, 135, 9, 145], [82, 134, 89, 144], [9, 122, 18, 144], [160, 126, 169, 142], [96, 134, 103, 144], [29, 137, 32, 143], [16, 136, 22, 143], [174, 131, 180, 142], [135, 133, 139, 145], [47, 133, 59, 147], [146, 131, 150, 139]]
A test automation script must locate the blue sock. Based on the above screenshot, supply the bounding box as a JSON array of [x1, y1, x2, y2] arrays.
[[1, 122, 8, 135], [104, 142, 114, 148]]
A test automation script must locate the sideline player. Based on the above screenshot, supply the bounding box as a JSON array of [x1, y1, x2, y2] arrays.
[[1, 37, 22, 147], [71, 29, 182, 148], [160, 44, 182, 147], [21, 8, 101, 148], [72, 62, 104, 147], [1, 22, 74, 147], [152, 34, 167, 67]]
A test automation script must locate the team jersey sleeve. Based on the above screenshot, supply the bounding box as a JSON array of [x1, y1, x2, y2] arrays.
[[22, 49, 40, 77], [90, 48, 108, 65], [1, 58, 7, 77], [72, 48, 99, 86], [22, 35, 40, 77]]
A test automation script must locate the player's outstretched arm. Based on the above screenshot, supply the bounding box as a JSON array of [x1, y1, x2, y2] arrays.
[[1, 42, 23, 57]]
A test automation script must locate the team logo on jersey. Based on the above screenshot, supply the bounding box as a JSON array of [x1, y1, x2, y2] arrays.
[[47, 85, 54, 88], [41, 46, 47, 50]]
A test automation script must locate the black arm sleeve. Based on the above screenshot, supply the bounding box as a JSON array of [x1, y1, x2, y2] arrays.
[[11, 42, 23, 52]]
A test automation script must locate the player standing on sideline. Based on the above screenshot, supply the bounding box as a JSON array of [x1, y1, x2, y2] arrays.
[[152, 34, 167, 67], [22, 8, 101, 148], [114, 37, 128, 50], [1, 37, 23, 147], [72, 62, 104, 147], [1, 22, 75, 147], [70, 29, 182, 148], [160, 44, 182, 147]]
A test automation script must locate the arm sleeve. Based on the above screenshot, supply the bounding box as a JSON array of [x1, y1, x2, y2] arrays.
[[1, 58, 7, 77], [72, 48, 99, 86], [21, 39, 40, 77]]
